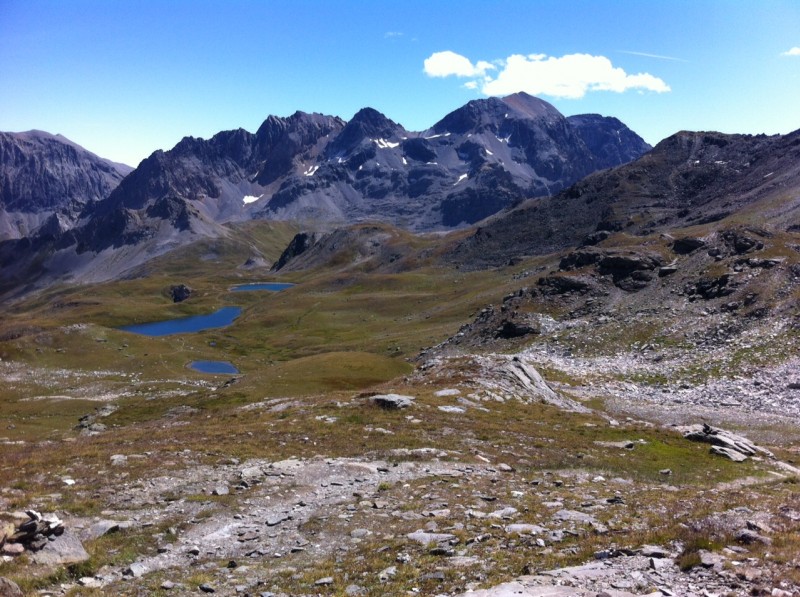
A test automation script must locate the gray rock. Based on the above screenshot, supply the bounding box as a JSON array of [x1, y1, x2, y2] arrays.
[[488, 506, 519, 519], [123, 562, 148, 578], [212, 485, 229, 496], [370, 394, 415, 409], [710, 445, 748, 462], [240, 465, 264, 479], [680, 423, 773, 458], [407, 530, 455, 545], [698, 549, 725, 569], [378, 566, 397, 582], [84, 520, 121, 540], [0, 577, 23, 597], [29, 530, 89, 566], [505, 524, 547, 535], [449, 555, 480, 567], [314, 577, 334, 586], [266, 513, 291, 527], [2, 543, 24, 555], [345, 585, 367, 596], [438, 405, 466, 413], [594, 440, 635, 450], [553, 509, 598, 525], [170, 284, 193, 303], [434, 388, 461, 397], [640, 544, 669, 558]]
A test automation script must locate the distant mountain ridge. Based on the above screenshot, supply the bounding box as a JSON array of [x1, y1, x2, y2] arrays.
[[0, 130, 132, 240], [76, 92, 649, 246]]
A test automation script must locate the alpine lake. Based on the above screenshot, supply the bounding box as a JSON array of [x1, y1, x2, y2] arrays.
[[119, 282, 295, 374]]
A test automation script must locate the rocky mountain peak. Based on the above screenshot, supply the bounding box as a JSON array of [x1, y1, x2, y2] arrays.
[[431, 97, 509, 135], [500, 92, 562, 122], [326, 107, 403, 157]]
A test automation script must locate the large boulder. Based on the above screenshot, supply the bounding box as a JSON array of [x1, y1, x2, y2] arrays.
[[369, 394, 415, 409], [29, 530, 89, 566]]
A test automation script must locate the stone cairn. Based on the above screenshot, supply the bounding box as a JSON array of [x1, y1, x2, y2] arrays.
[[1, 510, 64, 556]]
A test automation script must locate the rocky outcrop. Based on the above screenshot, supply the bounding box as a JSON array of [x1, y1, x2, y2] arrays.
[[558, 247, 664, 291], [271, 231, 320, 271], [169, 284, 193, 303], [679, 423, 774, 461]]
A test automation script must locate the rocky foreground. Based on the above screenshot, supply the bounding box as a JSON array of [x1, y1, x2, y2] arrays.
[[2, 353, 800, 596]]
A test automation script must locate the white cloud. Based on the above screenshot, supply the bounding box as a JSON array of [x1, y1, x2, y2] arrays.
[[423, 51, 670, 99], [423, 51, 495, 78], [384, 31, 403, 39], [782, 47, 800, 56]]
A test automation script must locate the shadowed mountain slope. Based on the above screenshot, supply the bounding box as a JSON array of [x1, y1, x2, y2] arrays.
[[0, 131, 132, 240], [447, 129, 800, 268]]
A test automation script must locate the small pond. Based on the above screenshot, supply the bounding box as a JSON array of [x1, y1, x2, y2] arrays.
[[119, 306, 242, 336], [230, 282, 295, 292], [189, 360, 240, 374]]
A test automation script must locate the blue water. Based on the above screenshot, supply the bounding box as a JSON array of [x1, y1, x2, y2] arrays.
[[231, 282, 295, 292], [119, 306, 242, 336], [189, 360, 240, 374]]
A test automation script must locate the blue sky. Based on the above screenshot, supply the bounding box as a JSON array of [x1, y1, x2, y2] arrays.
[[2, 0, 799, 167]]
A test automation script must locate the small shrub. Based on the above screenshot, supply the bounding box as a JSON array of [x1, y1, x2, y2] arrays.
[[677, 549, 702, 571]]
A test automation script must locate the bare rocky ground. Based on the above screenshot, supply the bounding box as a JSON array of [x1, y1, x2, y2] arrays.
[[3, 348, 800, 597]]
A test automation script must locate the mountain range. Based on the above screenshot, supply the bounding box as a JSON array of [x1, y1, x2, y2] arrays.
[[84, 91, 648, 236], [0, 92, 652, 294], [4, 92, 800, 300]]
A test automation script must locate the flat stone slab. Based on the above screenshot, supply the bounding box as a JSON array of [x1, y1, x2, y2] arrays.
[[406, 530, 455, 545], [454, 577, 641, 596], [438, 405, 466, 413], [553, 509, 599, 525], [710, 445, 748, 462], [434, 388, 461, 397], [505, 523, 547, 535]]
